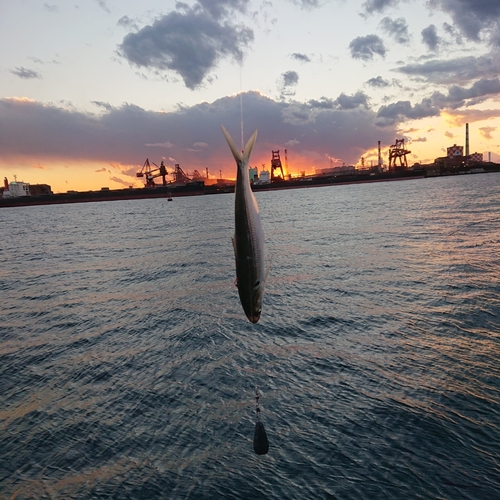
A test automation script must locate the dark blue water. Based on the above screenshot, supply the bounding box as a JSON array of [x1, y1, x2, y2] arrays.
[[1, 174, 499, 499]]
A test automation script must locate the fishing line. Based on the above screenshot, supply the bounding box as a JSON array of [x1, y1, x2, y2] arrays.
[[239, 66, 244, 151]]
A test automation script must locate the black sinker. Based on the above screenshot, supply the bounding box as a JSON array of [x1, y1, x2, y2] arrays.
[[253, 421, 269, 455]]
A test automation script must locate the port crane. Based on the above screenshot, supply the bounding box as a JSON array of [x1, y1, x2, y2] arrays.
[[136, 158, 168, 187], [388, 139, 411, 171], [172, 164, 191, 184], [270, 150, 285, 181]]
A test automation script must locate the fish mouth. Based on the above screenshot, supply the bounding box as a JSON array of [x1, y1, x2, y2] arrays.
[[247, 312, 261, 324]]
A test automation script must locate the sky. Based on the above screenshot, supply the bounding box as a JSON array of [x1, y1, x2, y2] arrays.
[[1, 0, 500, 193]]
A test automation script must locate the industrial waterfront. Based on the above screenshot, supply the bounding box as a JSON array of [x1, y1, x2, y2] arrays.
[[2, 128, 500, 208]]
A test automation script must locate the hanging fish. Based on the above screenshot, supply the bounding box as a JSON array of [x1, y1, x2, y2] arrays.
[[221, 126, 268, 324]]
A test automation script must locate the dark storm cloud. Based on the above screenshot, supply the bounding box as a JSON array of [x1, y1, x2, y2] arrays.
[[10, 67, 42, 79], [291, 53, 311, 62], [0, 92, 396, 174], [429, 0, 500, 44], [421, 24, 440, 51], [118, 2, 253, 89], [379, 17, 410, 44], [376, 78, 500, 125], [366, 76, 390, 87], [349, 35, 386, 61], [396, 49, 500, 84]]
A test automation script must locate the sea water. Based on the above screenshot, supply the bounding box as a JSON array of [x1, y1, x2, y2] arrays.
[[1, 173, 499, 499]]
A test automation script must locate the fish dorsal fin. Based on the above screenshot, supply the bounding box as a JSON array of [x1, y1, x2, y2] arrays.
[[221, 126, 242, 163], [242, 130, 258, 165]]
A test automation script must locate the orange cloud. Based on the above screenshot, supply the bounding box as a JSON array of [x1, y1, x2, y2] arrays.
[[443, 109, 500, 126]]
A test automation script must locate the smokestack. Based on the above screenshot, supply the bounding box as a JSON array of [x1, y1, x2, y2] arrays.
[[378, 141, 382, 168], [489, 152, 491, 162], [465, 123, 470, 157]]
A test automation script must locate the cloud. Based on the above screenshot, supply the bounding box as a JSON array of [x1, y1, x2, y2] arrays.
[[279, 70, 299, 98], [395, 49, 500, 84], [411, 137, 427, 142], [376, 99, 439, 126], [445, 131, 454, 138], [109, 176, 132, 186], [380, 17, 410, 44], [197, 0, 250, 19], [10, 67, 42, 79], [96, 0, 110, 13], [117, 15, 139, 31], [349, 35, 386, 60], [43, 3, 58, 12], [479, 126, 496, 139], [282, 70, 299, 87], [334, 91, 369, 110], [366, 76, 390, 87], [442, 22, 463, 44], [291, 53, 311, 62], [0, 92, 396, 176], [188, 141, 209, 151], [118, 2, 254, 89], [376, 78, 500, 125], [421, 24, 440, 51], [289, 0, 322, 9], [92, 101, 113, 111], [307, 97, 335, 109], [428, 0, 500, 45], [362, 0, 400, 15], [145, 141, 174, 148], [443, 108, 500, 126]]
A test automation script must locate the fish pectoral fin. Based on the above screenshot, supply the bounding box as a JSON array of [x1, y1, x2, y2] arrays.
[[264, 258, 272, 284], [231, 236, 237, 259]]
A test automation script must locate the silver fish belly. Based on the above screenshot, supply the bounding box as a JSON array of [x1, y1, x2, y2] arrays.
[[221, 126, 266, 323]]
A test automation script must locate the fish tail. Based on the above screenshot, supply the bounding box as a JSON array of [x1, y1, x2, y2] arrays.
[[221, 126, 242, 164], [221, 126, 258, 167], [242, 130, 258, 165]]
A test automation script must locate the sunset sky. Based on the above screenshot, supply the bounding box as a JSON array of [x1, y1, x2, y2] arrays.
[[1, 0, 500, 193]]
